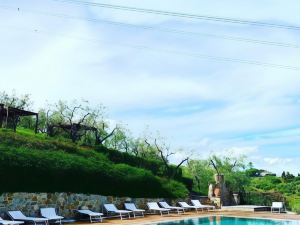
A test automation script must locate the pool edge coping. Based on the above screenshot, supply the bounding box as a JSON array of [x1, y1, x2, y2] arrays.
[[129, 213, 300, 225]]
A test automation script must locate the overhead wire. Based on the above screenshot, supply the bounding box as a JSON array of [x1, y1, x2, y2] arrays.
[[1, 24, 300, 71], [52, 0, 300, 31], [0, 5, 299, 49]]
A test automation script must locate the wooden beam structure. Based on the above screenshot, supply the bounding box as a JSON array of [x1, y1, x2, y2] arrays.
[[0, 104, 39, 133]]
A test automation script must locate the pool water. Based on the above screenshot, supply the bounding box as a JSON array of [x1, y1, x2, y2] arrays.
[[156, 216, 300, 225]]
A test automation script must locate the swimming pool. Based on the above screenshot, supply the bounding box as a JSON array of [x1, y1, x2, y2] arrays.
[[155, 216, 300, 225]]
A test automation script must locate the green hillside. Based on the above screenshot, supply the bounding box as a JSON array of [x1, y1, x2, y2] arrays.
[[246, 176, 300, 213], [0, 129, 188, 198]]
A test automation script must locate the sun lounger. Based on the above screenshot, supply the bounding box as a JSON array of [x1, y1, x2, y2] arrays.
[[147, 202, 170, 216], [40, 208, 63, 225], [124, 203, 145, 218], [271, 202, 285, 213], [103, 204, 131, 220], [0, 217, 24, 225], [191, 200, 215, 211], [75, 210, 103, 223], [159, 202, 185, 214], [178, 202, 203, 213], [8, 211, 48, 225]]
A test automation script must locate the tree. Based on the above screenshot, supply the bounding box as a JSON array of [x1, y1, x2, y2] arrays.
[[104, 126, 130, 151], [145, 138, 189, 179], [39, 100, 97, 142], [209, 154, 246, 175], [209, 154, 249, 192], [187, 160, 214, 194], [245, 168, 261, 177], [0, 90, 32, 110], [283, 171, 295, 182]]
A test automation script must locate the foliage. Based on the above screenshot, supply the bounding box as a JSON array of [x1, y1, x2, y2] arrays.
[[282, 171, 295, 182], [209, 154, 249, 192], [246, 175, 300, 212], [186, 160, 214, 195], [243, 191, 286, 206], [0, 90, 32, 110], [286, 196, 300, 214], [0, 129, 188, 198]]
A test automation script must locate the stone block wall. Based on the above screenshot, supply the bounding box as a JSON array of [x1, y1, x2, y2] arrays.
[[0, 193, 188, 218]]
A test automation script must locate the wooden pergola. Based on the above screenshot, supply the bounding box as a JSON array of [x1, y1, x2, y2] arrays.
[[0, 104, 39, 133]]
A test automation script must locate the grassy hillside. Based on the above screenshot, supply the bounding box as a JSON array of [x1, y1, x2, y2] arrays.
[[0, 129, 188, 198], [246, 176, 300, 213]]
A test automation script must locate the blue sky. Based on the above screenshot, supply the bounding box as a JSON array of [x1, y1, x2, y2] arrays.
[[1, 0, 300, 174]]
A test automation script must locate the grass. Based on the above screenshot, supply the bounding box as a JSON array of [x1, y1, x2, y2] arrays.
[[0, 128, 188, 198]]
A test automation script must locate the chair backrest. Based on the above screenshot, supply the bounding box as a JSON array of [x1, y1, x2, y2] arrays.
[[104, 204, 118, 212], [272, 202, 283, 208], [77, 209, 93, 215], [159, 202, 170, 208], [124, 203, 137, 211], [191, 200, 201, 207], [178, 202, 189, 207], [147, 202, 160, 210], [40, 208, 57, 218], [8, 211, 27, 220]]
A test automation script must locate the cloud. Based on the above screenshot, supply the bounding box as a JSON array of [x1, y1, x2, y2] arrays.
[[1, 0, 300, 174], [259, 157, 300, 175]]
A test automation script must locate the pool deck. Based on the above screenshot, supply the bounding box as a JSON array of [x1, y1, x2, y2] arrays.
[[70, 211, 300, 225]]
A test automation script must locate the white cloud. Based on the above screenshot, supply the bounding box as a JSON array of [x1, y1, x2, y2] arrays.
[[1, 0, 300, 173], [259, 157, 300, 175]]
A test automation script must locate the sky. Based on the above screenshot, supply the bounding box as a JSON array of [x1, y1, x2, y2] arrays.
[[1, 0, 300, 174]]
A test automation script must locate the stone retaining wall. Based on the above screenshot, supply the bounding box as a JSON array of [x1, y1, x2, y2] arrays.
[[0, 193, 189, 218]]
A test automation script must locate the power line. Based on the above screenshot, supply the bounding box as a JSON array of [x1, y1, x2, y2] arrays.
[[2, 25, 300, 71], [1, 5, 300, 49], [52, 0, 300, 31]]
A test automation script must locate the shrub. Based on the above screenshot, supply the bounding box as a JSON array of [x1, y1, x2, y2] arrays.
[[243, 191, 286, 206], [0, 132, 188, 198], [0, 130, 192, 187]]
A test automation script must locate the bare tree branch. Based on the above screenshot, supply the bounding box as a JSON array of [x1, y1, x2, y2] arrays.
[[210, 159, 220, 175]]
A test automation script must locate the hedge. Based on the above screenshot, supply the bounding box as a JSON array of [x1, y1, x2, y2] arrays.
[[242, 191, 286, 206], [0, 140, 188, 198], [0, 130, 192, 190]]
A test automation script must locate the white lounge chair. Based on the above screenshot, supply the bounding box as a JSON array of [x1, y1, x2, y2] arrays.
[[8, 211, 48, 225], [159, 202, 185, 214], [147, 202, 170, 216], [178, 202, 203, 213], [191, 200, 215, 211], [124, 203, 145, 218], [40, 208, 63, 225], [75, 210, 103, 223], [103, 204, 131, 220], [0, 217, 24, 225], [271, 202, 285, 213]]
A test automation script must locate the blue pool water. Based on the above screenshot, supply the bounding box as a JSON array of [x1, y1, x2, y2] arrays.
[[156, 216, 300, 225]]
